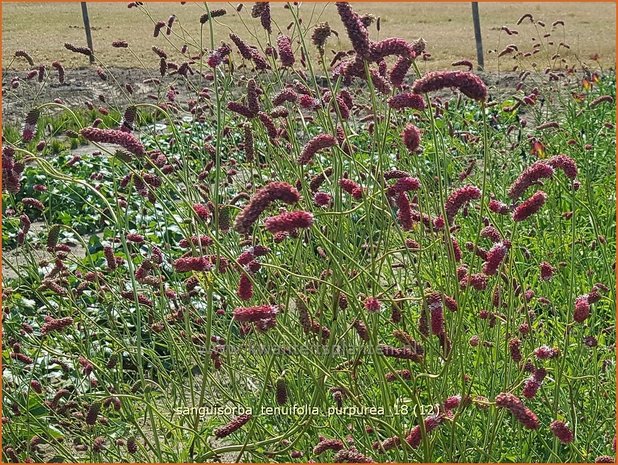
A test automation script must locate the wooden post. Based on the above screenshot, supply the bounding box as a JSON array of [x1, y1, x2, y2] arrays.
[[471, 2, 484, 71], [81, 2, 95, 64]]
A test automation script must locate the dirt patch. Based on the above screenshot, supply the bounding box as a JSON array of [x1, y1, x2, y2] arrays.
[[2, 67, 162, 124], [1, 63, 564, 125], [2, 220, 100, 280]]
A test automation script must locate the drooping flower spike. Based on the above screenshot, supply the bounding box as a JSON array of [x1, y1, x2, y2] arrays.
[[81, 127, 145, 156], [495, 392, 540, 429], [298, 134, 337, 165], [444, 185, 481, 223], [388, 92, 426, 111], [234, 182, 301, 234], [336, 2, 370, 58], [200, 8, 226, 23], [339, 178, 363, 199], [508, 161, 554, 199], [264, 211, 314, 234], [402, 124, 421, 153], [546, 154, 577, 180], [550, 420, 574, 444], [64, 42, 92, 56], [15, 50, 35, 66], [213, 413, 252, 438], [412, 70, 487, 101], [482, 242, 509, 276], [512, 191, 547, 222], [276, 34, 295, 67], [389, 56, 413, 88]]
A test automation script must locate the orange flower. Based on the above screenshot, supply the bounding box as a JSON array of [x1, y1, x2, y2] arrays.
[[530, 139, 546, 158]]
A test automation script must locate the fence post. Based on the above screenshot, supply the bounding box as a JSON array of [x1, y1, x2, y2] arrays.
[[471, 2, 484, 71], [81, 2, 95, 64]]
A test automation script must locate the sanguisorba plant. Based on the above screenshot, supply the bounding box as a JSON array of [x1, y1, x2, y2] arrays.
[[2, 2, 615, 463]]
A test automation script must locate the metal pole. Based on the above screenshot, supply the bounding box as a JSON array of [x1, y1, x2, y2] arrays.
[[471, 2, 484, 71], [81, 2, 95, 64]]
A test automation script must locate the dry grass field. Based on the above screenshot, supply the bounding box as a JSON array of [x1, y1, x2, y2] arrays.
[[2, 2, 615, 71]]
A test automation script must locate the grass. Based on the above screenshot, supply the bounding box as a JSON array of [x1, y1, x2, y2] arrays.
[[1, 2, 616, 463], [2, 2, 616, 71]]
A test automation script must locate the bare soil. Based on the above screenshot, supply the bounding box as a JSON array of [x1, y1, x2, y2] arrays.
[[0, 63, 557, 125]]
